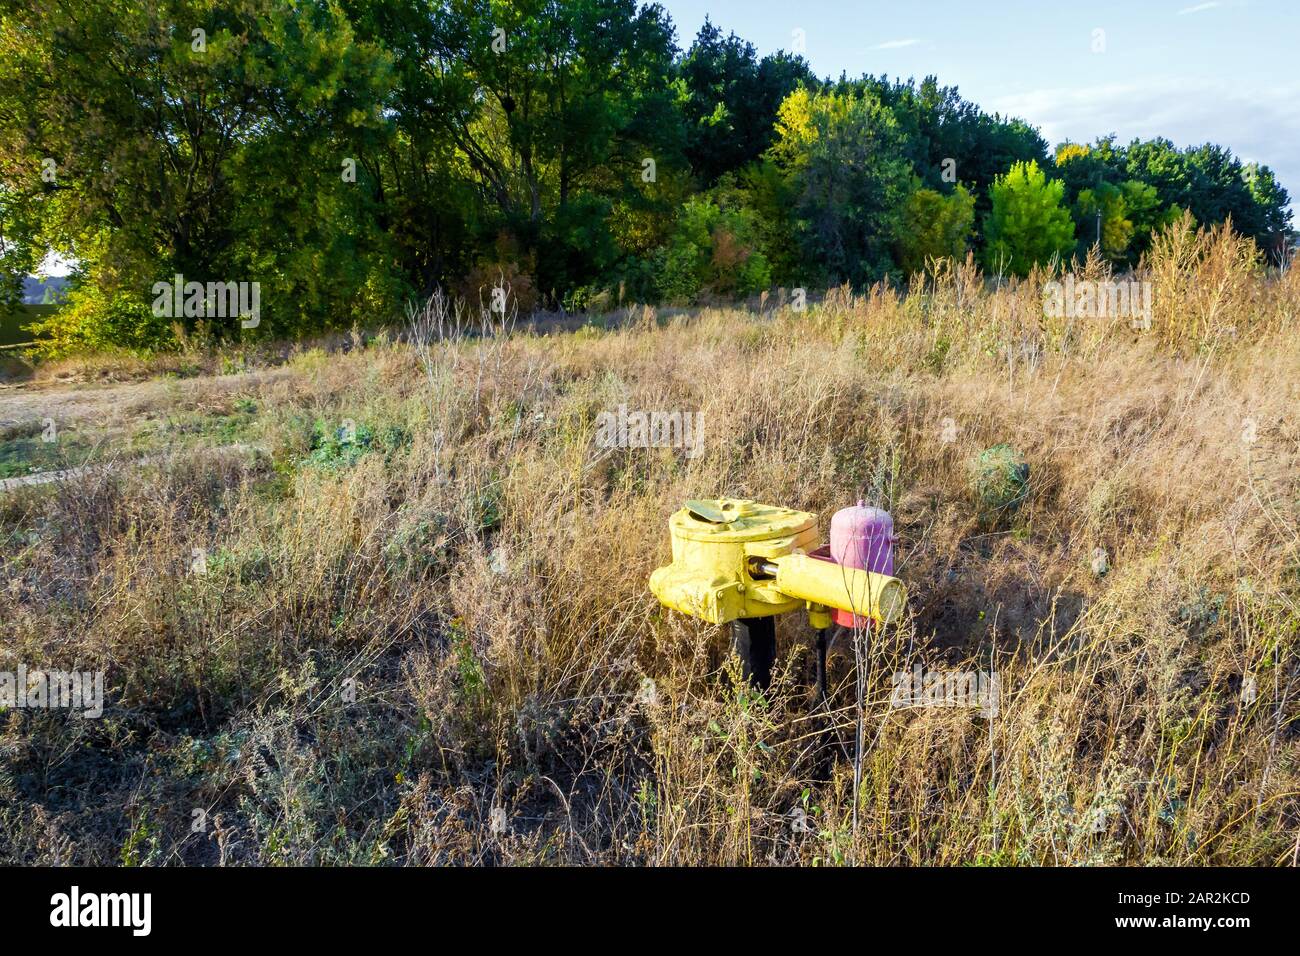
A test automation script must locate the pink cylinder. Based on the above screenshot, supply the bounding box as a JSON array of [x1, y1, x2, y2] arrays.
[[829, 501, 895, 627]]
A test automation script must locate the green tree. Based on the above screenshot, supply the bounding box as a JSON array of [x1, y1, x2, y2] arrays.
[[421, 0, 685, 296], [895, 183, 976, 274], [856, 75, 1048, 199], [983, 160, 1075, 276], [677, 20, 814, 185], [730, 160, 802, 286], [0, 0, 400, 343], [656, 194, 770, 302], [1242, 162, 1294, 263], [1052, 138, 1124, 201], [769, 86, 911, 285], [1121, 138, 1291, 257], [1118, 179, 1179, 262], [341, 0, 487, 295], [1053, 139, 1196, 263], [1074, 182, 1132, 260]]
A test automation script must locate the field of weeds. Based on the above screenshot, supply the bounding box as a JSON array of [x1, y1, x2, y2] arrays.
[[1, 223, 1297, 865]]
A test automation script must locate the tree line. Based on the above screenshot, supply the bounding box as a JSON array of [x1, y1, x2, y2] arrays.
[[0, 0, 1293, 352]]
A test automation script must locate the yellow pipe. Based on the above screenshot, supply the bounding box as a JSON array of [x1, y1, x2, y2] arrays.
[[769, 553, 905, 625]]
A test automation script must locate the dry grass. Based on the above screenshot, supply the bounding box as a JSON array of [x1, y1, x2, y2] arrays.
[[1, 221, 1297, 865]]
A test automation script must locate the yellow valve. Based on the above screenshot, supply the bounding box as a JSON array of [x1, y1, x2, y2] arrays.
[[807, 604, 833, 630], [648, 498, 816, 624], [764, 553, 904, 625], [648, 498, 905, 626]]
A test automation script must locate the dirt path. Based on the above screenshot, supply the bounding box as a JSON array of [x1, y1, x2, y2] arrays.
[[0, 442, 268, 493], [0, 367, 293, 430], [0, 378, 182, 430], [0, 371, 284, 491]]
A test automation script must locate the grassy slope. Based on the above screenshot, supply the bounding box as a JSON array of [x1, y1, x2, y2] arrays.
[[1, 233, 1298, 865]]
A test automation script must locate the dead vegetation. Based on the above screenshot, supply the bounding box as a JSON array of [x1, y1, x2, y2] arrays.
[[1, 220, 1297, 865]]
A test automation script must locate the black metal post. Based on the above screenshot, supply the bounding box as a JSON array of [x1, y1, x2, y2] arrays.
[[814, 628, 829, 703], [731, 616, 776, 690]]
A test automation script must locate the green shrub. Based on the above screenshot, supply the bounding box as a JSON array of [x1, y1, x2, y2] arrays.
[[303, 419, 411, 471], [29, 285, 177, 358], [969, 443, 1030, 515], [653, 196, 772, 303]]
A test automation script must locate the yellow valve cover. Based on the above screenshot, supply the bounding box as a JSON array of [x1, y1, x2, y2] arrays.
[[649, 498, 907, 627], [770, 553, 905, 626], [649, 499, 818, 624]]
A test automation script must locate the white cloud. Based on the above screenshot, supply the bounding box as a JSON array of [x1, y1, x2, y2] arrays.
[[991, 77, 1300, 152], [990, 77, 1300, 214], [872, 38, 920, 50], [1177, 2, 1221, 14]]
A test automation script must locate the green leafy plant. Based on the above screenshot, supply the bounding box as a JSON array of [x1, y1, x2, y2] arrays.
[[983, 161, 1076, 276]]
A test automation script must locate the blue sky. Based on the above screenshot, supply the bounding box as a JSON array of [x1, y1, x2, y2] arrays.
[[657, 0, 1300, 217]]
